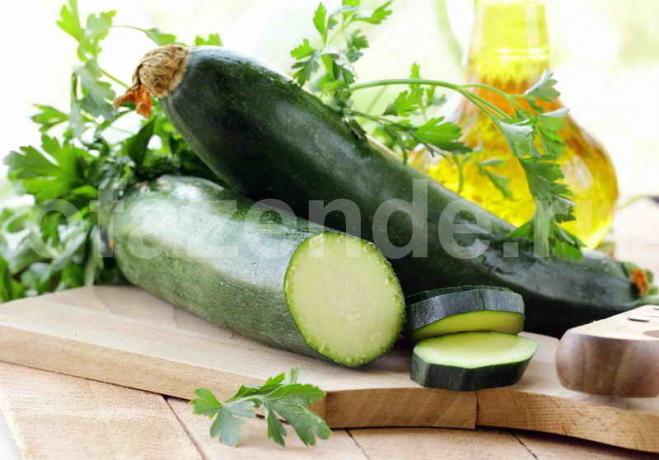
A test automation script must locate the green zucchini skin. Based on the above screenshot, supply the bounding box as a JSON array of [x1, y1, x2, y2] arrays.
[[111, 175, 404, 367], [160, 46, 641, 337], [407, 286, 524, 339], [410, 351, 532, 391], [410, 333, 537, 390]]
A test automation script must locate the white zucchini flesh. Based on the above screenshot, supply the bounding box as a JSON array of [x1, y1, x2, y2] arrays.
[[285, 233, 405, 367], [413, 311, 524, 341], [414, 333, 537, 368]]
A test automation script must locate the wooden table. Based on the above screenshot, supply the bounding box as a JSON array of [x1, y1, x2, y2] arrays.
[[0, 362, 651, 459], [0, 199, 657, 459]]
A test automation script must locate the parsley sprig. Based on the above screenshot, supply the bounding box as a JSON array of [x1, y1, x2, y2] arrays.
[[192, 369, 331, 447], [291, 0, 581, 259], [291, 0, 392, 112]]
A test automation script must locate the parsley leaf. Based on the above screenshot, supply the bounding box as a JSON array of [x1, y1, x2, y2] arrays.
[[31, 105, 69, 133], [313, 3, 330, 43], [6, 136, 94, 203], [57, 1, 115, 61], [525, 70, 560, 103], [356, 0, 393, 24], [413, 117, 469, 152], [536, 108, 568, 158], [291, 47, 321, 85], [192, 369, 330, 448], [57, 0, 118, 131], [0, 257, 21, 302], [56, 0, 83, 41], [346, 31, 368, 62], [209, 401, 255, 447], [122, 119, 155, 170], [384, 89, 423, 117], [291, 38, 315, 60], [191, 388, 222, 416], [195, 33, 223, 46], [78, 11, 116, 59], [499, 120, 534, 157], [290, 0, 392, 99], [143, 27, 178, 46], [75, 60, 115, 119], [478, 158, 512, 199], [265, 410, 287, 446]]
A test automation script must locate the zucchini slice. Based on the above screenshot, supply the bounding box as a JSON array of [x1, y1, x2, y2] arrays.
[[408, 286, 524, 341], [411, 333, 538, 390]]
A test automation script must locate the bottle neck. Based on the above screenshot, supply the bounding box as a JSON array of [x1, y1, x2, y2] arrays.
[[466, 0, 550, 93]]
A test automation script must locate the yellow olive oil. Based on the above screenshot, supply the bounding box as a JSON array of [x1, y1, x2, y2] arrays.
[[419, 0, 618, 249]]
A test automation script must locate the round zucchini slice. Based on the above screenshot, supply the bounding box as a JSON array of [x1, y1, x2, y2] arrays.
[[410, 332, 538, 390], [407, 286, 524, 341]]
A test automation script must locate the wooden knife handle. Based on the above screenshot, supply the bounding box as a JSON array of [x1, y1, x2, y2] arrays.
[[556, 305, 659, 397]]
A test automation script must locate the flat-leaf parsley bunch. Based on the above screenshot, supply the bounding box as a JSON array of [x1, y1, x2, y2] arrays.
[[0, 0, 217, 301]]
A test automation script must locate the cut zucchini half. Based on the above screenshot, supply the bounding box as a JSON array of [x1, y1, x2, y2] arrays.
[[114, 176, 405, 368], [411, 333, 538, 390], [285, 232, 405, 367], [407, 286, 524, 341]]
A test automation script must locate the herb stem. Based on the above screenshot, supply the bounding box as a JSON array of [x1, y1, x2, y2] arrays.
[[101, 69, 129, 88], [462, 83, 526, 112], [112, 24, 148, 33], [461, 92, 510, 120], [350, 79, 510, 119], [350, 109, 385, 124], [350, 110, 413, 133], [350, 78, 462, 93], [450, 154, 465, 194], [108, 126, 136, 135]]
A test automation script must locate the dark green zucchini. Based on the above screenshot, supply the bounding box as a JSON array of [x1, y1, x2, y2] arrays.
[[111, 175, 405, 367], [411, 333, 538, 390], [407, 286, 524, 341], [122, 45, 647, 337]]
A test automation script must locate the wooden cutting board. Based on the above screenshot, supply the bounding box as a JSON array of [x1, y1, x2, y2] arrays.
[[0, 286, 657, 453]]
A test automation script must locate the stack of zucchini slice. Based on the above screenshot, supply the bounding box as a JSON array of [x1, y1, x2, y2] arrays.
[[408, 286, 538, 390]]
